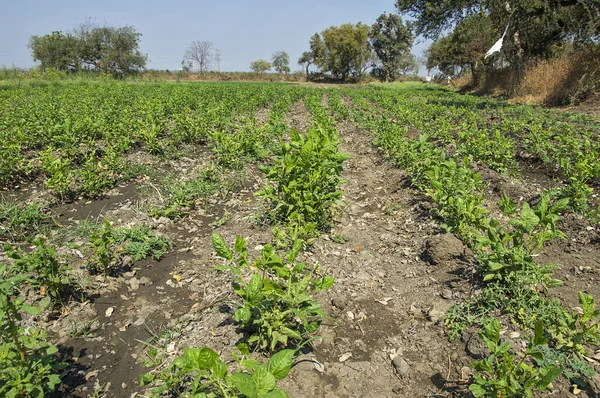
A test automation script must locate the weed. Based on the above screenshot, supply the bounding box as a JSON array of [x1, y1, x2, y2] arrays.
[[0, 199, 49, 241]]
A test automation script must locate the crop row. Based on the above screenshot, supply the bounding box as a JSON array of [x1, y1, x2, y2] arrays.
[[337, 90, 600, 395]]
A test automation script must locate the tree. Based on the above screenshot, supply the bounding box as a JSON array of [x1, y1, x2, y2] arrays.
[[396, 0, 600, 72], [298, 34, 326, 80], [272, 51, 290, 74], [29, 22, 147, 76], [369, 13, 414, 81], [313, 23, 371, 81], [183, 41, 214, 73], [397, 52, 419, 75], [250, 60, 271, 73], [28, 31, 80, 71]]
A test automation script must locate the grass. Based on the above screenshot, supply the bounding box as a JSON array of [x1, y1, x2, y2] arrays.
[[0, 199, 50, 240]]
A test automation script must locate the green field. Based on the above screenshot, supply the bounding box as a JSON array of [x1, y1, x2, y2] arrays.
[[1, 81, 600, 397]]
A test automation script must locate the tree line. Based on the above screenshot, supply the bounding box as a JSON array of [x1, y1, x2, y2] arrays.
[[296, 14, 416, 82]]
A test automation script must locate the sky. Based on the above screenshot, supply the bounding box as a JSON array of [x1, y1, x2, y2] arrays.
[[0, 0, 431, 75]]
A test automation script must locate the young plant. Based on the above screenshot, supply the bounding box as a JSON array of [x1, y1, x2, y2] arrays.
[[4, 238, 71, 303], [256, 124, 347, 243], [551, 292, 600, 358], [212, 233, 334, 352], [470, 319, 561, 398], [477, 195, 568, 287], [0, 266, 64, 397], [141, 345, 294, 398]]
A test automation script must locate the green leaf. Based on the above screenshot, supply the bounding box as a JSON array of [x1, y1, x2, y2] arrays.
[[536, 366, 561, 390], [246, 274, 264, 303], [253, 365, 276, 395], [483, 319, 500, 343], [315, 276, 334, 290], [211, 357, 228, 378], [262, 388, 290, 398], [235, 236, 247, 254], [229, 373, 258, 398], [469, 383, 487, 397], [267, 349, 295, 380], [181, 347, 219, 371], [519, 203, 540, 233], [533, 320, 547, 346], [235, 307, 252, 324], [212, 232, 233, 260]]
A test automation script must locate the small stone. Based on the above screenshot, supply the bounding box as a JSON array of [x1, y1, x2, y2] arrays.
[[339, 352, 352, 362], [441, 289, 453, 300], [105, 307, 114, 317], [121, 382, 127, 389], [392, 355, 410, 377], [332, 295, 348, 310]]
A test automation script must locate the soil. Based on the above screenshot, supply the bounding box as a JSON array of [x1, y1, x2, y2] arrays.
[[11, 93, 600, 398]]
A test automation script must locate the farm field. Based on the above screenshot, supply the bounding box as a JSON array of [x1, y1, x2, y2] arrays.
[[1, 81, 600, 398]]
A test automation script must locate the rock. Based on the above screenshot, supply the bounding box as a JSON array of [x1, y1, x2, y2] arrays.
[[121, 255, 134, 270], [423, 234, 466, 265], [332, 295, 348, 310], [391, 355, 410, 377], [441, 289, 453, 300], [428, 301, 451, 322]]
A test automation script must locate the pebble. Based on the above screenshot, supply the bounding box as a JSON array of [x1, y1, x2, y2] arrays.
[[392, 355, 410, 377]]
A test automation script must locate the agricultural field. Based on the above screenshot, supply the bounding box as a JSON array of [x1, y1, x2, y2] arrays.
[[1, 80, 600, 398]]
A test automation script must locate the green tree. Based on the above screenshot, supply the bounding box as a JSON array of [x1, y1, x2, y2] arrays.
[[28, 31, 80, 71], [250, 59, 271, 73], [77, 25, 147, 75], [314, 23, 371, 81], [272, 51, 290, 74], [425, 13, 495, 84], [369, 13, 414, 81], [396, 0, 600, 73], [29, 22, 147, 76], [397, 52, 419, 75], [298, 33, 326, 80]]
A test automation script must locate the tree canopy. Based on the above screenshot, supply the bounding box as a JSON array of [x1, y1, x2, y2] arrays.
[[250, 60, 271, 73], [369, 13, 414, 81], [306, 23, 371, 81], [29, 22, 147, 76], [271, 51, 290, 74]]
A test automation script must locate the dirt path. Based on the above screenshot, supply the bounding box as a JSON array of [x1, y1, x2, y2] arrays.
[[277, 112, 476, 397]]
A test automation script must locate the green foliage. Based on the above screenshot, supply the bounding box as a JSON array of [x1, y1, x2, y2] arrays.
[[552, 292, 600, 358], [256, 123, 347, 243], [149, 165, 226, 219], [213, 233, 334, 352], [250, 60, 271, 74], [0, 200, 49, 241], [477, 195, 568, 287], [0, 266, 64, 397], [271, 51, 290, 75], [87, 220, 169, 275], [469, 319, 561, 398], [29, 22, 147, 75], [141, 346, 294, 398], [4, 238, 71, 303], [312, 23, 372, 81], [369, 13, 414, 81]]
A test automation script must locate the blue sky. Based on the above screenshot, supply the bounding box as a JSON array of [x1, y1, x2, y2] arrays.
[[0, 0, 431, 74]]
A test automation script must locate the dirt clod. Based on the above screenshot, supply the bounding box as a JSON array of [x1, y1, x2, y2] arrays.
[[423, 233, 466, 265], [392, 355, 410, 377]]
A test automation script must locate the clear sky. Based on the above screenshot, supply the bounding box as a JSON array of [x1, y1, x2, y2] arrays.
[[0, 0, 431, 74]]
